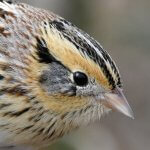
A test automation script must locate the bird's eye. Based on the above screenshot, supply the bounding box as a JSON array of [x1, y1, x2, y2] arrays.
[[73, 71, 88, 86]]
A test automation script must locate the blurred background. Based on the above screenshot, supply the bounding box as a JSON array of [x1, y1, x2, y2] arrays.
[[20, 0, 150, 150]]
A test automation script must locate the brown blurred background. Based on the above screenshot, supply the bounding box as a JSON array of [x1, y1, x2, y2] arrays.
[[20, 0, 150, 150]]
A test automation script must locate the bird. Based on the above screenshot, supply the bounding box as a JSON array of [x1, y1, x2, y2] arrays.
[[0, 0, 134, 150]]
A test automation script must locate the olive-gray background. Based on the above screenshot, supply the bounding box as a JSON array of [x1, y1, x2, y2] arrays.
[[20, 0, 150, 150]]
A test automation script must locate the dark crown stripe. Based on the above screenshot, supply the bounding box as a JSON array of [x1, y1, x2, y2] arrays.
[[0, 0, 13, 4], [87, 38, 121, 87], [49, 19, 121, 89]]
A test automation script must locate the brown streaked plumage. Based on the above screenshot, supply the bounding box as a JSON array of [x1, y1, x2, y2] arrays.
[[0, 1, 133, 150]]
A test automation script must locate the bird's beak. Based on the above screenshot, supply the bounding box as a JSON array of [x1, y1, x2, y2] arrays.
[[103, 87, 134, 119]]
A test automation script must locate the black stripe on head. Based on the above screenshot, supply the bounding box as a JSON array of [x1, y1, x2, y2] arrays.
[[87, 38, 122, 87], [36, 37, 71, 72], [51, 20, 65, 31], [36, 37, 59, 64], [0, 0, 13, 4], [49, 19, 121, 89]]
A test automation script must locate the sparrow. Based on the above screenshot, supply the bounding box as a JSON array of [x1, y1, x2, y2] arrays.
[[0, 0, 133, 149]]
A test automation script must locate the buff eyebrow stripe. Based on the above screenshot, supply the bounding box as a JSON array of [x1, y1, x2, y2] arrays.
[[36, 37, 59, 64], [49, 20, 117, 88], [36, 37, 72, 72]]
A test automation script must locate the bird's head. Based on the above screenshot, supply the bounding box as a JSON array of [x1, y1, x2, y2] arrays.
[[29, 17, 133, 127]]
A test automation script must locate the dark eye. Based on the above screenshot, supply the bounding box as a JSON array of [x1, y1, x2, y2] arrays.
[[73, 71, 88, 86]]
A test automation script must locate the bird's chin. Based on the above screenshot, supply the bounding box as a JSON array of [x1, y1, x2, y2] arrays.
[[66, 102, 111, 129]]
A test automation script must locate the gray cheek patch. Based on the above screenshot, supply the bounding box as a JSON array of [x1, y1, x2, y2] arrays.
[[39, 63, 104, 99], [39, 62, 76, 96]]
